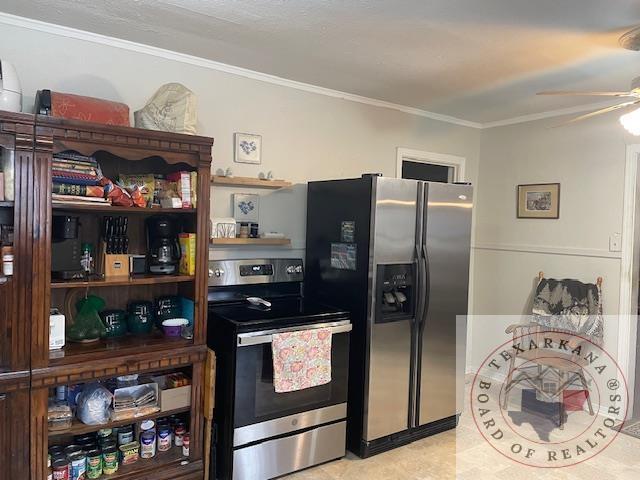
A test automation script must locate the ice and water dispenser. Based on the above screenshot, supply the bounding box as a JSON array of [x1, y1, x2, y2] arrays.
[[375, 263, 415, 322]]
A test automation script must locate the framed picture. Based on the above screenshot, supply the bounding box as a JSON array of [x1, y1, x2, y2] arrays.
[[233, 193, 260, 223], [517, 183, 560, 219], [234, 133, 262, 164]]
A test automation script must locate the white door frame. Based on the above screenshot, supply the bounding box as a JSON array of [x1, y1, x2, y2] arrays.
[[396, 147, 466, 182], [619, 143, 640, 418]]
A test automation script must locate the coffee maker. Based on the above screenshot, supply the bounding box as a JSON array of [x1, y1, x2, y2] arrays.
[[51, 215, 85, 280], [146, 216, 181, 275]]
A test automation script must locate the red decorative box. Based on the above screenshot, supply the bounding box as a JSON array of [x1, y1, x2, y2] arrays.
[[36, 89, 130, 126]]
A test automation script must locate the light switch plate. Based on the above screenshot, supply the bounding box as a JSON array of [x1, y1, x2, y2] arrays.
[[609, 233, 622, 252]]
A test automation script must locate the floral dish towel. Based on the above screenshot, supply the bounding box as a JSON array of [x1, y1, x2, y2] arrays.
[[272, 327, 332, 393]]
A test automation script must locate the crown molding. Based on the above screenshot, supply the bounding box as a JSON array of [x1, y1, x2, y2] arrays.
[[0, 12, 483, 129], [0, 12, 624, 130], [481, 100, 620, 129]]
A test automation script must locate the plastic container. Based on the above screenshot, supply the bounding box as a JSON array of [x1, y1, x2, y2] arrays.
[[161, 318, 188, 337]]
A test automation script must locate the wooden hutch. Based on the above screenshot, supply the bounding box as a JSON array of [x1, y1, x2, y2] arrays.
[[0, 110, 214, 479]]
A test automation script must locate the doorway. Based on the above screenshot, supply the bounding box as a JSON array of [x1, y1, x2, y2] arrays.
[[396, 147, 466, 183]]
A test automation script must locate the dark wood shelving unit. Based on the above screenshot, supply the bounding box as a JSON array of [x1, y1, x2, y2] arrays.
[[0, 113, 215, 480], [49, 406, 191, 437], [51, 274, 195, 289], [49, 333, 194, 366], [52, 203, 197, 214], [210, 237, 291, 246]]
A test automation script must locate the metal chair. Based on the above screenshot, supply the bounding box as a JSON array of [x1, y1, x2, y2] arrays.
[[501, 272, 603, 425]]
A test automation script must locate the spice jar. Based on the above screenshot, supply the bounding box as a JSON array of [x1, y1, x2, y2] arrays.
[[238, 222, 249, 238]]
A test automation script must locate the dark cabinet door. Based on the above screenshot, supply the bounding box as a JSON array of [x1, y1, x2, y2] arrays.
[[0, 377, 30, 479]]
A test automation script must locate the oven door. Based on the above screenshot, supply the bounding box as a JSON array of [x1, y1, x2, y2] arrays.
[[233, 319, 351, 444]]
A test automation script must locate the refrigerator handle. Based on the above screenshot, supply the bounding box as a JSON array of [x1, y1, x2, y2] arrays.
[[421, 185, 430, 331], [414, 182, 426, 324]]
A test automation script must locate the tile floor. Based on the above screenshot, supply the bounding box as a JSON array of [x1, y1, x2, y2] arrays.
[[287, 378, 640, 479]]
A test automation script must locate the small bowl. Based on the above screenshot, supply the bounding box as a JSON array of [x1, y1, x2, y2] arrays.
[[162, 318, 188, 337]]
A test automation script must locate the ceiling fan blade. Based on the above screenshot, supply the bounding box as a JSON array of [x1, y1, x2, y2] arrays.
[[537, 91, 634, 97], [555, 100, 640, 126]]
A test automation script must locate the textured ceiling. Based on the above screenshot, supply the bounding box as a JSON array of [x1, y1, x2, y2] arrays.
[[2, 0, 640, 123]]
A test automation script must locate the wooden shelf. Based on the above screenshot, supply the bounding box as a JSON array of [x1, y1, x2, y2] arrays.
[[49, 406, 190, 437], [51, 274, 195, 289], [211, 175, 292, 189], [98, 446, 193, 480], [49, 332, 193, 366], [210, 237, 291, 246], [0, 200, 13, 208], [52, 203, 196, 214]]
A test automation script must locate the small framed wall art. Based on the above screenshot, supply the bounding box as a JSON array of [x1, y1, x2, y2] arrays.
[[517, 183, 560, 219], [234, 133, 262, 164], [233, 193, 260, 223]]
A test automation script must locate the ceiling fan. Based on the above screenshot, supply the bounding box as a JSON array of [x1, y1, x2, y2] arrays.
[[536, 27, 640, 133], [537, 77, 640, 130]]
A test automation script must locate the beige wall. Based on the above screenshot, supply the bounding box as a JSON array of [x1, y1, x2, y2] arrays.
[[0, 21, 481, 263], [470, 113, 636, 373]]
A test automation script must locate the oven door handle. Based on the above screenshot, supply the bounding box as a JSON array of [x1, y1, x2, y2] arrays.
[[237, 321, 352, 347]]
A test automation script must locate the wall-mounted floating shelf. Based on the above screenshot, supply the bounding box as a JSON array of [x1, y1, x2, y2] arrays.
[[210, 237, 291, 246], [211, 175, 292, 189]]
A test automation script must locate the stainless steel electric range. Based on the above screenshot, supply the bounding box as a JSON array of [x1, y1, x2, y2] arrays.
[[207, 258, 351, 480]]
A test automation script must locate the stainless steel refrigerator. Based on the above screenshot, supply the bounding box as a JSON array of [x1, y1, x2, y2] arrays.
[[305, 175, 472, 457]]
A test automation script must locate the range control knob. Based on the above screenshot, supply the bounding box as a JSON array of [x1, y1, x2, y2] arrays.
[[286, 265, 296, 274], [294, 265, 303, 273], [208, 268, 214, 278], [214, 268, 225, 277]]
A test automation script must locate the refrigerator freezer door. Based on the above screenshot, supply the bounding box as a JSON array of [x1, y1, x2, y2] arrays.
[[365, 177, 418, 441], [418, 183, 472, 425]]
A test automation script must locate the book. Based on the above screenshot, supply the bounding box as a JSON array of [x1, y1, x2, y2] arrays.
[[179, 233, 196, 276], [52, 194, 109, 203], [52, 183, 104, 197], [52, 162, 98, 174], [53, 152, 98, 165], [190, 171, 198, 209]]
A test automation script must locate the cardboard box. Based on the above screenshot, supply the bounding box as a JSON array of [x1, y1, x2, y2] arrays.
[[151, 374, 192, 411], [179, 233, 196, 275]]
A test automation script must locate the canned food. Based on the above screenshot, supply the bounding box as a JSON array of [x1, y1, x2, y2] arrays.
[[140, 431, 156, 459], [68, 451, 87, 480], [182, 433, 190, 457], [157, 426, 172, 452], [52, 458, 70, 480], [119, 441, 140, 465], [117, 425, 134, 446], [86, 448, 102, 479], [174, 425, 186, 447], [102, 445, 118, 475]]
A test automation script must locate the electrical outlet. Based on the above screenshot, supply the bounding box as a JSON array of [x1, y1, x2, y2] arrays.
[[609, 233, 622, 252]]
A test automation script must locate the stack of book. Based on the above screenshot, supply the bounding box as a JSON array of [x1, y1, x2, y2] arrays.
[[52, 152, 108, 206]]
